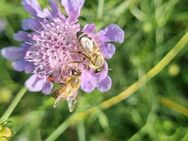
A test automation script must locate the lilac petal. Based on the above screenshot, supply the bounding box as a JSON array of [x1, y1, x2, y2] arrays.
[[12, 60, 34, 73], [37, 8, 50, 18], [99, 24, 125, 43], [14, 31, 29, 42], [22, 18, 40, 30], [1, 47, 26, 61], [22, 0, 49, 18], [101, 43, 116, 59], [25, 63, 35, 74], [82, 23, 96, 33], [80, 62, 109, 93], [81, 70, 95, 92], [22, 0, 41, 17], [12, 60, 28, 72], [97, 75, 112, 92], [25, 74, 46, 92], [20, 43, 30, 49], [61, 0, 85, 22], [42, 82, 53, 95], [87, 71, 98, 86], [50, 0, 63, 18]]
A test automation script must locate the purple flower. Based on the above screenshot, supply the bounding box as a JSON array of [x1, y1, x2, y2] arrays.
[[1, 0, 124, 106]]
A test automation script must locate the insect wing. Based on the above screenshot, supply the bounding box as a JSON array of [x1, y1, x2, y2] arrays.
[[53, 87, 66, 108], [53, 95, 66, 108], [67, 96, 78, 112], [66, 88, 78, 112], [80, 37, 94, 53]]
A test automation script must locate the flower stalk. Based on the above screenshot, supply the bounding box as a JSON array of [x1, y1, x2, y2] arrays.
[[159, 96, 188, 117], [0, 87, 27, 122]]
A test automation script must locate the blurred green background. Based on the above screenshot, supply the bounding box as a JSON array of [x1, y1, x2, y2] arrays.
[[0, 0, 188, 141]]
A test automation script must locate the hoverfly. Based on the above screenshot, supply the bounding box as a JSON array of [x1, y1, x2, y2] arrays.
[[77, 32, 105, 73], [52, 69, 81, 112]]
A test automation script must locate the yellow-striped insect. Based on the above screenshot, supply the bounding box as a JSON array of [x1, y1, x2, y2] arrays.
[[77, 32, 105, 73]]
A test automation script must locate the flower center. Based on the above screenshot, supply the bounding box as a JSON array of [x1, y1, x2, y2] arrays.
[[25, 18, 81, 77]]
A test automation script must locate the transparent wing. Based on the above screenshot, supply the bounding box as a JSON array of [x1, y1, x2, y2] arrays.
[[80, 37, 94, 53], [67, 97, 78, 112], [53, 94, 66, 108], [53, 85, 67, 108], [66, 90, 78, 112]]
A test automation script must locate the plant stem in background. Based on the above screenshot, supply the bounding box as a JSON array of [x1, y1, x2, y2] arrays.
[[97, 0, 104, 18], [159, 96, 188, 117], [77, 121, 86, 141], [46, 32, 188, 141], [0, 87, 27, 122]]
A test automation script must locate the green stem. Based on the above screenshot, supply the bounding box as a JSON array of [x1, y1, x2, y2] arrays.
[[159, 96, 188, 117], [46, 31, 188, 141], [45, 116, 74, 141], [0, 87, 27, 122], [77, 121, 86, 141], [97, 0, 104, 19]]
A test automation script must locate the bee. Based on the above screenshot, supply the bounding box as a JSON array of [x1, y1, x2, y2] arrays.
[[77, 32, 105, 73], [52, 69, 81, 112]]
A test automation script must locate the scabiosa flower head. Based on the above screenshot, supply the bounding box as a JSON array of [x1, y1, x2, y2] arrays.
[[1, 0, 124, 110]]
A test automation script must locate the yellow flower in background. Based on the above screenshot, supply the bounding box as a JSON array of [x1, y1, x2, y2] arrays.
[[0, 123, 12, 141]]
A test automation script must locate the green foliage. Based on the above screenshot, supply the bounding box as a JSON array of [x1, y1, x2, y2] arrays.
[[0, 0, 188, 141]]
